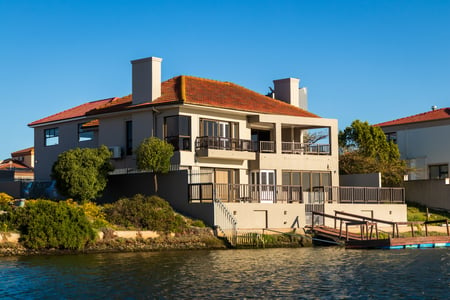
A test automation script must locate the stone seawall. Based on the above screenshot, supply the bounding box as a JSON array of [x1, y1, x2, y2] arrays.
[[0, 228, 227, 256]]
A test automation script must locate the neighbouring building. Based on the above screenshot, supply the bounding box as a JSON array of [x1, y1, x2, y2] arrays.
[[28, 56, 406, 234], [376, 107, 450, 211], [0, 147, 34, 181]]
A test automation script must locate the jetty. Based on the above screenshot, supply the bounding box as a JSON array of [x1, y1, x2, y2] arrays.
[[306, 211, 450, 249]]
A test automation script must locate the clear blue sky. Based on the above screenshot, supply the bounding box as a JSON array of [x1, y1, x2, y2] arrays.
[[1, 0, 449, 160]]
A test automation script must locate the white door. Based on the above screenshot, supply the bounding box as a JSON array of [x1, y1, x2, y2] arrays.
[[219, 122, 230, 149], [251, 170, 275, 203]]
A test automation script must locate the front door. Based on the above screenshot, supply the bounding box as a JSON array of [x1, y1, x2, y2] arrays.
[[215, 170, 229, 201], [251, 170, 276, 203]]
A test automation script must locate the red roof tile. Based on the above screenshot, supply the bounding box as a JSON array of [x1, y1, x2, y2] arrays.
[[11, 147, 34, 156], [82, 119, 99, 128], [28, 98, 116, 127], [30, 76, 319, 126], [375, 108, 450, 127], [0, 159, 31, 170], [90, 76, 319, 118]]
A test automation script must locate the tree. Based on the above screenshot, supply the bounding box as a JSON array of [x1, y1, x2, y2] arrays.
[[51, 146, 114, 202], [338, 120, 407, 187], [135, 137, 174, 194]]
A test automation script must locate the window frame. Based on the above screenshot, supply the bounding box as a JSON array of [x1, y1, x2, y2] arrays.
[[282, 170, 332, 191], [429, 164, 448, 180], [126, 120, 133, 156], [164, 115, 191, 151], [44, 128, 59, 146], [78, 123, 95, 142]]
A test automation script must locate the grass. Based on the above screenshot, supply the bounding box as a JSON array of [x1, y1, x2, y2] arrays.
[[407, 202, 450, 222]]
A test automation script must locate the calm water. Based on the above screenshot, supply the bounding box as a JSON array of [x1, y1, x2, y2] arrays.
[[0, 247, 448, 299]]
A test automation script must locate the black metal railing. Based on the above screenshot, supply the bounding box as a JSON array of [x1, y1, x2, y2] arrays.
[[188, 184, 405, 204]]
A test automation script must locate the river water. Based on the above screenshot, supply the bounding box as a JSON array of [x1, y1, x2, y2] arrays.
[[0, 247, 448, 299]]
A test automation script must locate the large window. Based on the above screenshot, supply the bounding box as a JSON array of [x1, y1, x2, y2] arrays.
[[126, 120, 133, 155], [78, 123, 94, 142], [164, 115, 191, 151], [200, 119, 238, 139], [282, 171, 331, 191], [385, 132, 397, 144], [44, 128, 59, 146], [429, 164, 448, 179]]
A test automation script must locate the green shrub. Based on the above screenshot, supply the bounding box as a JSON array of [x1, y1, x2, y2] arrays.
[[104, 194, 187, 233], [11, 200, 96, 250], [0, 193, 14, 210]]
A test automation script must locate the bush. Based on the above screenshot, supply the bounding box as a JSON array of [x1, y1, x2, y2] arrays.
[[104, 194, 187, 233], [0, 193, 13, 210], [10, 200, 96, 250]]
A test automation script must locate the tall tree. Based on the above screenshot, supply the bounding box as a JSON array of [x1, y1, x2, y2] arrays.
[[135, 137, 174, 194], [338, 120, 407, 186], [51, 146, 113, 202]]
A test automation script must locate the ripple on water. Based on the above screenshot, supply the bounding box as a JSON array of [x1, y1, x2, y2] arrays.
[[0, 247, 448, 299]]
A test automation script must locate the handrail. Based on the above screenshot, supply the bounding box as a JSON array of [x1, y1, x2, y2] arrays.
[[213, 198, 237, 246]]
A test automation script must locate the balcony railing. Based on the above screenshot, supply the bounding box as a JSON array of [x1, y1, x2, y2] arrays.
[[195, 137, 330, 155], [188, 184, 405, 204], [195, 136, 255, 152], [281, 142, 331, 155], [188, 183, 303, 203]]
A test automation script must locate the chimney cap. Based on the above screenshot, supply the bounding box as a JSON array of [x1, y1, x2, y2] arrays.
[[131, 56, 162, 64], [431, 105, 438, 111]]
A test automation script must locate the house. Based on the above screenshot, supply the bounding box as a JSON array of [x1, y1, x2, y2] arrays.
[[0, 147, 34, 181], [375, 107, 450, 211], [28, 56, 406, 232]]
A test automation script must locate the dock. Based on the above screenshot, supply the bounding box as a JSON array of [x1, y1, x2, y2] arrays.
[[306, 211, 450, 249]]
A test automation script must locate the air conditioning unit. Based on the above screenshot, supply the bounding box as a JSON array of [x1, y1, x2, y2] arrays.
[[109, 146, 122, 159]]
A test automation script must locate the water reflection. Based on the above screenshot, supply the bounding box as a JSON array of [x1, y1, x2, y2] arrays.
[[0, 247, 448, 299]]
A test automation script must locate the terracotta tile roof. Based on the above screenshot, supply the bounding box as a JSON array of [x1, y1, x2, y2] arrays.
[[82, 119, 99, 128], [31, 76, 319, 126], [375, 107, 450, 127], [0, 159, 31, 170], [28, 98, 116, 127], [90, 76, 319, 118], [11, 147, 34, 156]]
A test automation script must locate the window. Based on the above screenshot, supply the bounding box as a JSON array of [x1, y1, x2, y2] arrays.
[[386, 132, 397, 144], [164, 116, 191, 151], [44, 128, 59, 146], [282, 171, 331, 191], [200, 119, 238, 139], [429, 164, 448, 179], [78, 123, 94, 142], [126, 121, 133, 155]]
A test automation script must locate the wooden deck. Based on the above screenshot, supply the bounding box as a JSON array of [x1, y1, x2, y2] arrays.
[[307, 211, 450, 249]]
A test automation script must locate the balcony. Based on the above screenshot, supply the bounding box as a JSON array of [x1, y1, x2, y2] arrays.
[[188, 183, 405, 204], [195, 136, 256, 161], [281, 142, 331, 155], [188, 183, 303, 203]]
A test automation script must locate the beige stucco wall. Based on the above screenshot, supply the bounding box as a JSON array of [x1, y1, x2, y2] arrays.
[[224, 203, 307, 229], [324, 204, 407, 227]]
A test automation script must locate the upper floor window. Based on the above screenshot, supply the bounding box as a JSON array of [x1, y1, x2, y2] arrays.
[[78, 123, 94, 142], [126, 120, 133, 155], [45, 128, 59, 146], [429, 164, 448, 180], [164, 115, 191, 151], [386, 132, 397, 144], [200, 119, 238, 138]]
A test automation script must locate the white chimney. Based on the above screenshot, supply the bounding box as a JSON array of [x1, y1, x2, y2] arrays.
[[131, 56, 162, 105]]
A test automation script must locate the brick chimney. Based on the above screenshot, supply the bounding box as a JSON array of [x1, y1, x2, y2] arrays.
[[131, 56, 162, 105], [273, 78, 308, 110]]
